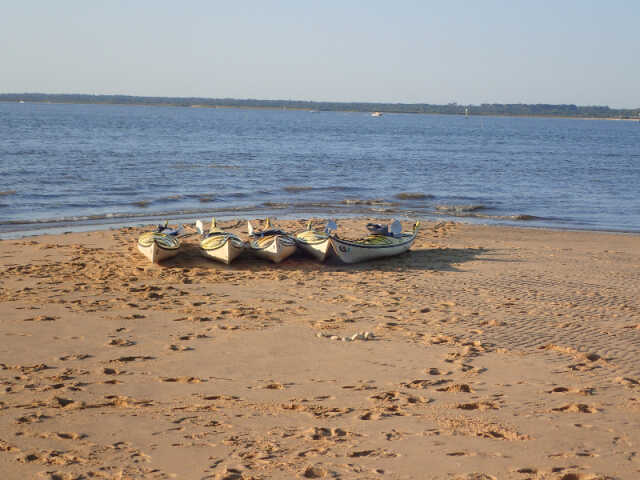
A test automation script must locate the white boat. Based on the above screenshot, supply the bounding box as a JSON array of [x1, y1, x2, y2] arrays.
[[247, 218, 297, 264], [330, 220, 419, 264], [137, 222, 182, 263], [371, 111, 383, 117], [294, 220, 337, 262], [196, 218, 245, 265]]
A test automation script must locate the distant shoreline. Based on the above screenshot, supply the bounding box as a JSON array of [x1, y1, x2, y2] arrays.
[[2, 93, 639, 120], [3, 99, 639, 122]]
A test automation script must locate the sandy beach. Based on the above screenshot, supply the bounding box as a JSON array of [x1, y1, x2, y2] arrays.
[[1, 218, 639, 480]]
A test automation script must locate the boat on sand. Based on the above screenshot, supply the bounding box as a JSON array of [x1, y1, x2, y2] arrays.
[[247, 218, 297, 264], [137, 221, 183, 263], [294, 220, 337, 262], [196, 218, 246, 265], [330, 220, 419, 264]]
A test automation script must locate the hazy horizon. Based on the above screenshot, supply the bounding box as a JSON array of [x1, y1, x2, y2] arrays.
[[3, 92, 638, 110], [2, 1, 638, 109]]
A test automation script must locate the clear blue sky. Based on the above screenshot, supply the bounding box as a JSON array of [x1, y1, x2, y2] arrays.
[[2, 1, 638, 107]]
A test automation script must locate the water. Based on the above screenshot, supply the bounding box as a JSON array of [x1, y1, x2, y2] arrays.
[[1, 101, 639, 238]]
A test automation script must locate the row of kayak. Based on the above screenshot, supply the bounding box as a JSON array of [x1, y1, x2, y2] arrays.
[[137, 218, 420, 265]]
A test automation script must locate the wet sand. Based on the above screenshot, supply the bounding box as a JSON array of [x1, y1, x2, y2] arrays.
[[1, 219, 639, 480]]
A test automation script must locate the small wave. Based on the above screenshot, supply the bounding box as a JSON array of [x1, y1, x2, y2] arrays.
[[133, 200, 151, 207], [434, 209, 541, 221], [371, 207, 400, 213], [283, 186, 314, 193], [342, 198, 395, 206], [3, 206, 257, 227], [228, 192, 249, 198], [435, 204, 486, 213], [262, 202, 290, 208], [394, 192, 433, 200], [171, 161, 202, 170], [507, 214, 539, 221], [162, 194, 183, 201], [0, 190, 16, 196], [294, 201, 335, 208], [477, 213, 541, 221], [4, 212, 156, 225], [208, 163, 241, 169], [199, 195, 216, 203], [327, 185, 366, 193]]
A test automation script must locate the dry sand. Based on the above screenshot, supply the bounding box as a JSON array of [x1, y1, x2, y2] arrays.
[[0, 218, 639, 480]]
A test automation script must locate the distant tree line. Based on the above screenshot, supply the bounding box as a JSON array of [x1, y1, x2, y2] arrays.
[[1, 93, 639, 119]]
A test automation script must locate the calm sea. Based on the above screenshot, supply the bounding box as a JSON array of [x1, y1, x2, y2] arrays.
[[1, 102, 639, 238]]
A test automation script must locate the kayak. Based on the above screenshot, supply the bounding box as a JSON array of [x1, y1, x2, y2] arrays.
[[247, 218, 297, 264], [196, 218, 246, 265], [137, 222, 182, 263], [330, 220, 419, 264]]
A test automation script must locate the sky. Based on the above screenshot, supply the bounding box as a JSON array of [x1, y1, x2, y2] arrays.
[[2, 1, 639, 108]]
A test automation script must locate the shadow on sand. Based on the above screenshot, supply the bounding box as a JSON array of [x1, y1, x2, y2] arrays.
[[162, 243, 498, 273]]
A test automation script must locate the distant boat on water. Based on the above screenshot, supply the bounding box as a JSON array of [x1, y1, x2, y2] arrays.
[[371, 111, 383, 117]]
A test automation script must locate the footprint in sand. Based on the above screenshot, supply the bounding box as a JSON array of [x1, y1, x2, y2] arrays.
[[107, 338, 136, 347], [15, 413, 50, 424], [110, 355, 154, 363], [552, 403, 599, 414], [301, 465, 327, 479], [168, 344, 194, 351], [50, 396, 84, 409], [39, 432, 87, 441], [457, 401, 499, 411], [263, 382, 285, 390], [348, 449, 378, 457], [615, 376, 639, 389], [102, 367, 125, 375], [24, 315, 58, 322], [359, 411, 381, 421], [438, 383, 473, 393], [546, 386, 594, 395], [554, 473, 602, 480], [515, 467, 538, 474], [403, 378, 451, 389], [59, 354, 92, 361], [370, 391, 401, 402], [160, 376, 205, 384], [306, 427, 348, 440]]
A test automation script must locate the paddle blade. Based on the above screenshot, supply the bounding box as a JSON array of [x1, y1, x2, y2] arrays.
[[390, 219, 402, 236], [265, 217, 272, 229], [195, 220, 204, 235], [247, 221, 254, 236], [325, 219, 338, 234], [306, 220, 312, 231], [210, 217, 217, 233]]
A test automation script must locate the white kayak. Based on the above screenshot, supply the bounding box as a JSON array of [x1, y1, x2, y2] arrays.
[[330, 220, 419, 264], [247, 218, 297, 264], [196, 218, 246, 265], [137, 222, 182, 264], [294, 220, 337, 262]]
